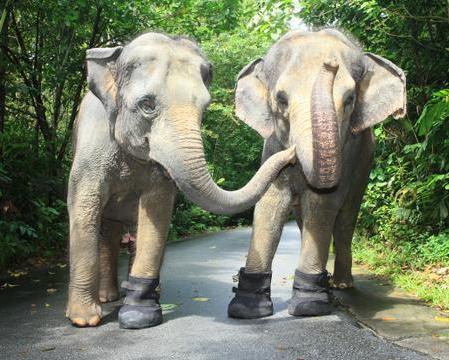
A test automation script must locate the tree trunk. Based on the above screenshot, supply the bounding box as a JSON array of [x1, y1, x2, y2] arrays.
[[0, 6, 9, 160]]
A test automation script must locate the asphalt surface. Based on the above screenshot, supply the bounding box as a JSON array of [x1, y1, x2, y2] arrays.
[[0, 223, 430, 360]]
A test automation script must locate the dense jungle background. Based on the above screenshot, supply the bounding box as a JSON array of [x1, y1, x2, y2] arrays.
[[0, 0, 448, 308]]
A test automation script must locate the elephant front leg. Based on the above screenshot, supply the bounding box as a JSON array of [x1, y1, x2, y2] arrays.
[[66, 192, 105, 327], [228, 171, 293, 319], [98, 220, 122, 303], [288, 198, 337, 317], [118, 181, 176, 329]]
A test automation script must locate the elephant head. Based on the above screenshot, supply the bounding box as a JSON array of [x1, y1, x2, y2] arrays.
[[235, 29, 406, 189], [85, 32, 295, 215]]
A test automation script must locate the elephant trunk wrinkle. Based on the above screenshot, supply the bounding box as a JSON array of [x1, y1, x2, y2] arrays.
[[310, 60, 341, 189]]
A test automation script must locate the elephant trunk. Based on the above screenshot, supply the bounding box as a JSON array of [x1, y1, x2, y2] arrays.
[[150, 105, 296, 215], [309, 59, 340, 189]]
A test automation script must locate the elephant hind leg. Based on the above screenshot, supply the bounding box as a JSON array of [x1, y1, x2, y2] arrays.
[[292, 203, 302, 232], [332, 136, 373, 289], [99, 219, 122, 303], [331, 211, 356, 289]]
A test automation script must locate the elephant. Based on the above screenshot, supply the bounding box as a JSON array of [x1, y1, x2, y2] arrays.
[[67, 32, 296, 329], [227, 28, 406, 319]]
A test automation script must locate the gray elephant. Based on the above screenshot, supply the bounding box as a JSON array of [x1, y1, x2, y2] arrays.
[[228, 29, 406, 318], [67, 32, 295, 329]]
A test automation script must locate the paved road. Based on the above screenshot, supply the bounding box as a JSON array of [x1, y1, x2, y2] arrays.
[[0, 223, 429, 359]]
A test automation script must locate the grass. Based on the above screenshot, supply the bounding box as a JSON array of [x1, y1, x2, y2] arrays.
[[352, 233, 449, 311]]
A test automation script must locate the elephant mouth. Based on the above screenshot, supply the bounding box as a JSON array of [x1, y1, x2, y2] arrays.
[[156, 163, 175, 182]]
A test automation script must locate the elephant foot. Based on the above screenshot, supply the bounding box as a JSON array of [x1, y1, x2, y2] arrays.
[[228, 268, 273, 319], [66, 299, 102, 327], [330, 274, 353, 289], [288, 270, 331, 317], [99, 285, 120, 303], [118, 276, 162, 329]]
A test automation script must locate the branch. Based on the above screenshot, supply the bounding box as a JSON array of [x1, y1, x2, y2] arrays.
[[10, 10, 51, 142], [57, 6, 103, 162]]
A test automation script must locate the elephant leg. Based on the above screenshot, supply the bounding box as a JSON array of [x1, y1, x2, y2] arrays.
[[332, 141, 373, 289], [66, 184, 106, 327], [331, 202, 360, 289], [292, 203, 302, 231], [288, 195, 338, 317], [228, 171, 293, 319], [98, 219, 122, 303], [119, 181, 176, 329], [246, 171, 293, 273], [297, 202, 337, 274]]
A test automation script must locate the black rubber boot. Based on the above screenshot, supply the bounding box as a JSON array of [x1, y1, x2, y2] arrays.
[[118, 276, 162, 329], [288, 269, 331, 316], [228, 268, 273, 319]]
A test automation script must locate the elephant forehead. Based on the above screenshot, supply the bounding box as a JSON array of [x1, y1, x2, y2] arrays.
[[119, 44, 208, 89], [123, 41, 206, 67]]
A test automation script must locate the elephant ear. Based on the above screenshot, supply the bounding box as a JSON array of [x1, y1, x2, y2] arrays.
[[235, 58, 274, 139], [86, 46, 123, 115], [351, 53, 407, 134]]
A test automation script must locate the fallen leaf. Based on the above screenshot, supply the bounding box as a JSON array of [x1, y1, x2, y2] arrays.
[[435, 316, 449, 323], [161, 303, 178, 311], [192, 297, 210, 302], [46, 288, 58, 294], [1, 282, 19, 288], [45, 303, 51, 308], [381, 317, 397, 321], [41, 347, 55, 352], [8, 270, 28, 278]]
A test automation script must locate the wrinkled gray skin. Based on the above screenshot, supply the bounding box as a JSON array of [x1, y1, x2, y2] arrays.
[[66, 32, 295, 327], [235, 29, 406, 288]]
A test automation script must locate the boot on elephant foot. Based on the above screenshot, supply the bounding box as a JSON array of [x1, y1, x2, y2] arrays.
[[228, 268, 273, 319], [66, 294, 102, 327], [118, 276, 162, 329], [288, 270, 331, 316]]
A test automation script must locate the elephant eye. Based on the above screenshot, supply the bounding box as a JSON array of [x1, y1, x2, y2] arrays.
[[138, 96, 156, 114], [344, 94, 355, 107], [276, 91, 289, 108]]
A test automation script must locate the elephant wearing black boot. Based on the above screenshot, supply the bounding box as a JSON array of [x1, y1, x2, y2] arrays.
[[288, 270, 331, 316], [66, 32, 296, 328], [228, 29, 406, 319], [119, 276, 162, 329], [228, 268, 273, 319]]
